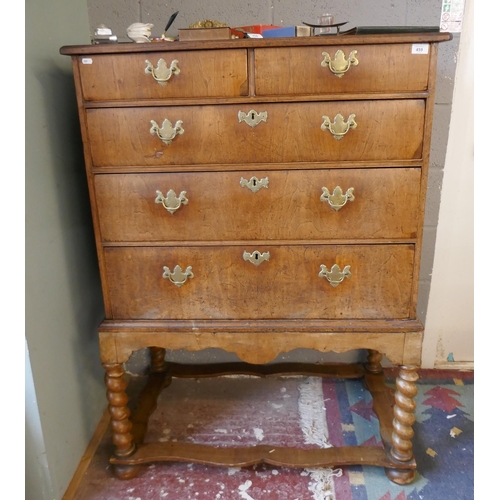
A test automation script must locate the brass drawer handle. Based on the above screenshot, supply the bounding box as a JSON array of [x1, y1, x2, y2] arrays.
[[155, 189, 188, 214], [150, 118, 184, 145], [320, 186, 355, 211], [145, 58, 180, 86], [321, 50, 358, 78], [243, 250, 270, 266], [319, 264, 352, 287], [238, 110, 268, 128], [321, 114, 357, 140], [240, 176, 269, 193], [162, 265, 194, 287]]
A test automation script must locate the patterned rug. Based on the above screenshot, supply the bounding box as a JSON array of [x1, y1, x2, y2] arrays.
[[73, 369, 473, 500]]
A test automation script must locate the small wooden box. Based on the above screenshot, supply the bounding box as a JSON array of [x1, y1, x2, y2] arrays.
[[178, 27, 232, 41]]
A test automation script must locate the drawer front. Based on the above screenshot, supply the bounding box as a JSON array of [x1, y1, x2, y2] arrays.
[[255, 44, 430, 95], [95, 168, 421, 242], [104, 244, 414, 320], [88, 100, 425, 167], [78, 49, 249, 101]]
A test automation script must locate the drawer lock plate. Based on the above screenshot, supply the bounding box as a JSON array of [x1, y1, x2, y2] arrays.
[[243, 250, 270, 266]]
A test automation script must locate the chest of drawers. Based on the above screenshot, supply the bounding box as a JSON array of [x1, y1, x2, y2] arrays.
[[61, 32, 451, 484]]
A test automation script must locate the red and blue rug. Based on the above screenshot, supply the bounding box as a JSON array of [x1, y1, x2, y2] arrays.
[[74, 369, 473, 500]]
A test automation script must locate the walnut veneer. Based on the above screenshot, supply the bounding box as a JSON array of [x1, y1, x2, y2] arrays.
[[61, 32, 451, 484]]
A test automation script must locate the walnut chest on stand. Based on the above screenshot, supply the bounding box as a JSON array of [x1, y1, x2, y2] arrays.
[[60, 32, 451, 484]]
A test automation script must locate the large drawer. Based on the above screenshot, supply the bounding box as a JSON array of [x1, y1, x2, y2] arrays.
[[103, 244, 414, 320], [255, 44, 430, 95], [87, 100, 425, 167], [77, 49, 249, 101], [95, 168, 421, 242]]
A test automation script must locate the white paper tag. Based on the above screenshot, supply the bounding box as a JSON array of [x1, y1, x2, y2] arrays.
[[412, 43, 429, 55], [81, 58, 93, 65], [440, 0, 465, 33]]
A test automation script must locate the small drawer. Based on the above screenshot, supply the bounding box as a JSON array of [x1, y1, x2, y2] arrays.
[[87, 100, 425, 167], [95, 168, 421, 242], [103, 244, 415, 320], [77, 49, 249, 101], [255, 44, 430, 95]]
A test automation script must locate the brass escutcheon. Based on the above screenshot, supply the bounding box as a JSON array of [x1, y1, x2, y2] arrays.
[[238, 110, 268, 128], [243, 250, 270, 266], [145, 58, 180, 86], [162, 265, 194, 287], [319, 264, 352, 287], [155, 189, 188, 214], [150, 118, 184, 145], [321, 49, 359, 78], [320, 186, 355, 211], [321, 113, 357, 140], [240, 176, 269, 193]]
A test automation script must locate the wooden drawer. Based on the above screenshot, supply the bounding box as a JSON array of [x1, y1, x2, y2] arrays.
[[255, 44, 430, 95], [103, 244, 414, 320], [87, 100, 425, 167], [95, 168, 421, 242], [77, 49, 249, 101]]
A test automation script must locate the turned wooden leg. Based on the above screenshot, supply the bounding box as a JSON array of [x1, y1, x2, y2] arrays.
[[365, 349, 383, 373], [104, 363, 140, 479], [386, 365, 419, 484], [149, 347, 168, 373]]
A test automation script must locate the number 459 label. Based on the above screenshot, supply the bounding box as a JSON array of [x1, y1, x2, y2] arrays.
[[412, 43, 429, 54]]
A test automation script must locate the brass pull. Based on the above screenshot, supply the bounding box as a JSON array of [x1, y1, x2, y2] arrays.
[[321, 114, 357, 141], [145, 58, 180, 86], [240, 176, 269, 193], [150, 118, 184, 145], [238, 110, 268, 128], [162, 265, 194, 287], [319, 264, 352, 287], [155, 189, 188, 214], [321, 50, 358, 78], [243, 250, 270, 266], [320, 186, 355, 211]]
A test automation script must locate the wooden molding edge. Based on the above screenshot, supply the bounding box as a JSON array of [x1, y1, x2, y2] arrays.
[[61, 408, 110, 500]]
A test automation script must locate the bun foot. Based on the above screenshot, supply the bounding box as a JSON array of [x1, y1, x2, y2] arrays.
[[113, 464, 142, 480], [385, 467, 416, 485]]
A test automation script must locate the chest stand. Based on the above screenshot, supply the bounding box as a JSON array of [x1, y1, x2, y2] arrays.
[[100, 325, 421, 485]]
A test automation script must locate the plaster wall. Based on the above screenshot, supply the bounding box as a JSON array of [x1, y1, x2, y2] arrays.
[[26, 0, 104, 497]]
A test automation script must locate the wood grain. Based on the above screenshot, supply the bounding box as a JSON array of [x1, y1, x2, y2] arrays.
[[255, 44, 430, 95], [94, 168, 421, 242], [78, 49, 248, 101], [110, 442, 416, 469], [103, 244, 415, 320], [60, 32, 452, 56], [98, 329, 412, 365], [86, 100, 425, 167]]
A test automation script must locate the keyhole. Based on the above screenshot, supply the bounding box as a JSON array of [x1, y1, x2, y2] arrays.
[[255, 254, 259, 261], [252, 178, 257, 187], [251, 112, 255, 120]]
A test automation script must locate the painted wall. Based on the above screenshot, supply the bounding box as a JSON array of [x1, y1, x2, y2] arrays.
[[25, 0, 105, 498], [423, 0, 473, 367]]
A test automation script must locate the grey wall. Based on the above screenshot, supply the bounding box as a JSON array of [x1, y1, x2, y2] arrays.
[[26, 1, 105, 498]]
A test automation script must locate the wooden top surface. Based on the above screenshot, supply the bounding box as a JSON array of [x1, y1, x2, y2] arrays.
[[60, 32, 452, 55]]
